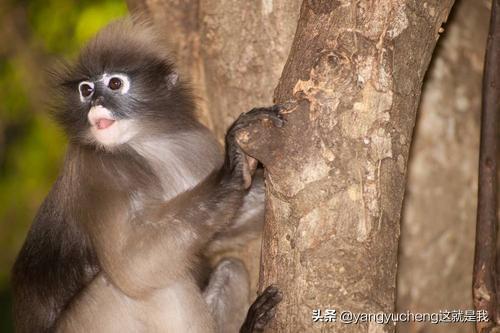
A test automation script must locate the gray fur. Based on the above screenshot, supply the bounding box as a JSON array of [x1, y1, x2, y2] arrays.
[[12, 17, 265, 333]]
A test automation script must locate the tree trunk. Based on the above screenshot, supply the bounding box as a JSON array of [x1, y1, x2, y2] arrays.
[[237, 1, 454, 332], [397, 1, 490, 332]]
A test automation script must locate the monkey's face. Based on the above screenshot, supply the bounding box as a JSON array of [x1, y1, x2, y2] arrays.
[[76, 73, 138, 147], [53, 19, 197, 151], [55, 53, 195, 150]]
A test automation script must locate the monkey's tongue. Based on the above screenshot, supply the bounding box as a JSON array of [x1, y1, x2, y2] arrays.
[[96, 118, 115, 130]]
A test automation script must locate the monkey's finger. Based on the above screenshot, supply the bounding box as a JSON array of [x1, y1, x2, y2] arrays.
[[255, 288, 282, 316], [254, 307, 277, 330], [247, 111, 285, 128], [271, 101, 297, 113], [242, 164, 252, 190], [248, 285, 281, 313], [231, 107, 287, 137], [268, 114, 286, 128], [245, 155, 258, 175], [250, 288, 282, 331], [241, 286, 282, 333]]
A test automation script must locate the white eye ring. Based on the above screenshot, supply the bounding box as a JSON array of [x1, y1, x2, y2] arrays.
[[102, 73, 130, 94], [78, 81, 94, 102]]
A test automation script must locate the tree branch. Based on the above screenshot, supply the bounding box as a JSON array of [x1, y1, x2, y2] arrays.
[[473, 1, 500, 332]]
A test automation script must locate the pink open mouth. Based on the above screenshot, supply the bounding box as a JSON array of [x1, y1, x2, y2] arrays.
[[95, 118, 115, 130]]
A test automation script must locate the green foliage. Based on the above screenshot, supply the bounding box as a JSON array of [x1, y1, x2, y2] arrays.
[[0, 1, 128, 328], [27, 0, 128, 55]]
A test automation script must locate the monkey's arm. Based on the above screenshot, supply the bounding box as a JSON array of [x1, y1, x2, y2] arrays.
[[11, 178, 98, 333], [206, 169, 265, 256], [90, 107, 284, 299]]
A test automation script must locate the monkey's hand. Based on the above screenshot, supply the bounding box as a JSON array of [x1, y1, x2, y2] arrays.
[[240, 285, 283, 333], [225, 105, 286, 189]]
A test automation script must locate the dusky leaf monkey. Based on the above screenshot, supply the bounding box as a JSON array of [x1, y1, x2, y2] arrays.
[[12, 17, 283, 333]]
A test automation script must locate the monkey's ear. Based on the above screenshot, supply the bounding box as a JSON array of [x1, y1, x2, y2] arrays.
[[166, 72, 179, 89]]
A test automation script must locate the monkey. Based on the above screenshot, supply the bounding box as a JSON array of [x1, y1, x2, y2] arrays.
[[11, 17, 283, 333]]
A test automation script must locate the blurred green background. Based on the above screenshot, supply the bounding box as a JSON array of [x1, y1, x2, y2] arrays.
[[0, 0, 127, 330]]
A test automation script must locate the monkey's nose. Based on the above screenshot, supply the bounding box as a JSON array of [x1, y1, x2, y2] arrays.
[[92, 96, 105, 107]]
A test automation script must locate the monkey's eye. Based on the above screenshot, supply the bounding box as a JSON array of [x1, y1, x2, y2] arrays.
[[102, 74, 130, 94], [80, 84, 93, 97], [108, 77, 122, 90], [78, 82, 94, 100]]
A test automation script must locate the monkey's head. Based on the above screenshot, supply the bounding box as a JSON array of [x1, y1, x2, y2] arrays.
[[52, 18, 197, 150]]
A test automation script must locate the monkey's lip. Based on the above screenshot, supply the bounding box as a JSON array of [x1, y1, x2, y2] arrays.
[[88, 106, 116, 131], [94, 118, 116, 130]]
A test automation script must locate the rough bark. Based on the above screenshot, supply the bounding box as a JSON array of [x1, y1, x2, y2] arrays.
[[236, 1, 454, 332], [198, 0, 302, 139], [126, 0, 301, 298], [397, 1, 490, 332]]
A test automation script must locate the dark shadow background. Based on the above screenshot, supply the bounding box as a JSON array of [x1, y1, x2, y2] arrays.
[[0, 0, 127, 330]]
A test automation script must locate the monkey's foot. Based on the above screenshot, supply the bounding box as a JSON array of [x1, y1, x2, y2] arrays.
[[240, 285, 283, 333]]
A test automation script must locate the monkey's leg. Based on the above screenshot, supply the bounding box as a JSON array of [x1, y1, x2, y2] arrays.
[[56, 273, 216, 333], [203, 258, 250, 333], [240, 286, 283, 333]]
